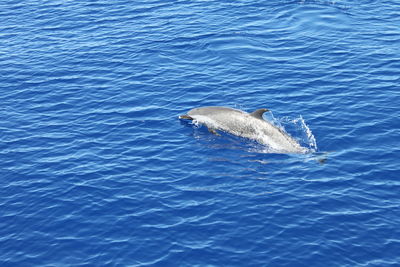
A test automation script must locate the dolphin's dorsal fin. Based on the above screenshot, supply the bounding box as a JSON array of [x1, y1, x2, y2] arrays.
[[250, 108, 269, 119]]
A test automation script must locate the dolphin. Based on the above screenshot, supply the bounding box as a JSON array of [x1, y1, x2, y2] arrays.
[[179, 106, 307, 153]]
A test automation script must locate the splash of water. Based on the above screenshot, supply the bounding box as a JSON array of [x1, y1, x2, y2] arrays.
[[271, 113, 318, 152], [294, 116, 317, 151]]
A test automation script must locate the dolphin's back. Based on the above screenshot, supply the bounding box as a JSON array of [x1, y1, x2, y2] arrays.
[[188, 106, 244, 117]]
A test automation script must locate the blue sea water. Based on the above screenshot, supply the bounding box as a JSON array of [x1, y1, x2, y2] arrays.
[[1, 0, 400, 266]]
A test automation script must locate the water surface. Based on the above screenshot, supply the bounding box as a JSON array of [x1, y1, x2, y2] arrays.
[[1, 0, 400, 266]]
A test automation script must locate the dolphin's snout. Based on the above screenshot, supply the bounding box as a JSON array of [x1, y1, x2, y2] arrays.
[[179, 114, 193, 120]]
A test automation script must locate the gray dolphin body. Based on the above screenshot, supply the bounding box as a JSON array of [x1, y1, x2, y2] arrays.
[[179, 106, 307, 153]]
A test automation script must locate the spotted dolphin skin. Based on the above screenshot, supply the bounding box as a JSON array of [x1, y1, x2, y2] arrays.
[[179, 106, 307, 153]]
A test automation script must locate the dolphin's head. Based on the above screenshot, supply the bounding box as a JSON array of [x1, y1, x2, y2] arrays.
[[180, 107, 219, 120], [187, 107, 211, 116]]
